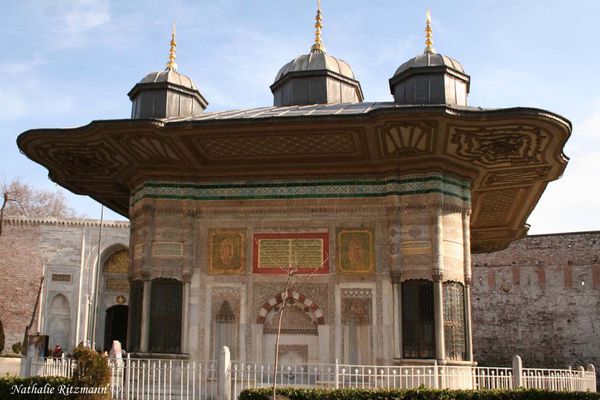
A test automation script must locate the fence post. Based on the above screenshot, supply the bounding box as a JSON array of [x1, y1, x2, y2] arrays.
[[124, 353, 131, 400], [577, 366, 585, 392], [586, 364, 596, 392], [334, 359, 339, 389], [433, 360, 438, 389], [512, 355, 523, 389], [218, 346, 231, 400]]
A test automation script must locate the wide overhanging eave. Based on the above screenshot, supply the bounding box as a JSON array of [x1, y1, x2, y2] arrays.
[[17, 105, 572, 249]]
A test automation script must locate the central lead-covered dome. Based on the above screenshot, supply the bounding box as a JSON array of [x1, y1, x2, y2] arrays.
[[274, 52, 357, 82], [270, 4, 363, 107], [271, 50, 363, 106], [392, 52, 466, 78]]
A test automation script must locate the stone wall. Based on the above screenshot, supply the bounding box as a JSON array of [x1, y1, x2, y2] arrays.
[[472, 231, 600, 369], [0, 217, 129, 354], [0, 219, 43, 350]]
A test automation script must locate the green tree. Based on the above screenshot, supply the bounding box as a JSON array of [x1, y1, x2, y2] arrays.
[[72, 344, 111, 399]]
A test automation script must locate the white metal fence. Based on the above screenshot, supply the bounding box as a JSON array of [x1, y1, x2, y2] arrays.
[[30, 356, 75, 378], [110, 359, 219, 400], [26, 350, 596, 399]]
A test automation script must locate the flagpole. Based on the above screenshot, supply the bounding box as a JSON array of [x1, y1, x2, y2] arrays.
[[90, 205, 104, 349]]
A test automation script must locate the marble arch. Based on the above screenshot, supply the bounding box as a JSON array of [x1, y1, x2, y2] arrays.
[[256, 290, 325, 325]]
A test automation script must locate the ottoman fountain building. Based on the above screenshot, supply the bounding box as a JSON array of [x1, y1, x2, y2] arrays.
[[18, 8, 570, 366]]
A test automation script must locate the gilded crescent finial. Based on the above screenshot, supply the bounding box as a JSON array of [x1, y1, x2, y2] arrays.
[[310, 0, 326, 53], [166, 23, 178, 71], [425, 9, 435, 54]]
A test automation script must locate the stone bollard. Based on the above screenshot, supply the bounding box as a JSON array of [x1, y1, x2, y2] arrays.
[[585, 364, 597, 393], [218, 346, 231, 400], [577, 366, 586, 391], [587, 364, 596, 373], [512, 355, 523, 389]]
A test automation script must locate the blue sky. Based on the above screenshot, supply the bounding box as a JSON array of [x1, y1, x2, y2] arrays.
[[0, 0, 598, 233]]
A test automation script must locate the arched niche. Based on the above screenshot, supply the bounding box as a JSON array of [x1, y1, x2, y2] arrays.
[[46, 294, 71, 352], [95, 246, 130, 351]]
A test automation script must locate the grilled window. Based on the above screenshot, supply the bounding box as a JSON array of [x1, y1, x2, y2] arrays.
[[402, 280, 435, 359], [149, 278, 183, 353], [127, 280, 143, 352], [443, 281, 466, 361]]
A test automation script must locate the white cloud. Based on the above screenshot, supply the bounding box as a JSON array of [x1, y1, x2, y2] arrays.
[[38, 0, 111, 49], [527, 109, 600, 234], [63, 0, 110, 33], [0, 59, 74, 121]]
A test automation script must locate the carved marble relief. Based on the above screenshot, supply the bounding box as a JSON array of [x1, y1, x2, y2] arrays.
[[115, 135, 188, 164], [483, 167, 551, 188], [378, 122, 435, 157], [341, 289, 373, 364], [341, 298, 371, 325], [197, 132, 357, 159], [475, 188, 525, 227], [279, 345, 308, 364], [210, 287, 241, 359], [449, 125, 548, 166]]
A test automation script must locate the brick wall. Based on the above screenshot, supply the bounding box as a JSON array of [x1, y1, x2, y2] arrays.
[[0, 220, 43, 351], [472, 231, 600, 370]]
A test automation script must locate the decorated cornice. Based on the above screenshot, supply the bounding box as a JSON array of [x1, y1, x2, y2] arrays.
[[131, 174, 470, 206], [1, 215, 129, 228], [17, 105, 570, 253]]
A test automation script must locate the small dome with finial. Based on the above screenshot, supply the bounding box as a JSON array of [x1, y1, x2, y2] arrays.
[[128, 25, 208, 119], [271, 0, 363, 106], [389, 10, 470, 106]]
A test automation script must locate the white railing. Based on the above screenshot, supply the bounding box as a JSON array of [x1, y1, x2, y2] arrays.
[[111, 358, 218, 400], [26, 351, 597, 399], [30, 356, 75, 378], [471, 366, 513, 390], [522, 367, 596, 392], [228, 360, 595, 398]]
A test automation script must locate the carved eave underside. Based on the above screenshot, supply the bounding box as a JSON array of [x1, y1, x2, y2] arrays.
[[17, 105, 570, 253]]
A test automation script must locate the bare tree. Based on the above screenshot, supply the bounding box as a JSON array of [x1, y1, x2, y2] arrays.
[[0, 191, 10, 237], [0, 178, 77, 220], [23, 275, 44, 354], [258, 239, 329, 400], [1, 179, 75, 353]]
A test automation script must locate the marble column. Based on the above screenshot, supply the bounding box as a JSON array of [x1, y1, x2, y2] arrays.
[[433, 207, 445, 362], [181, 206, 196, 355], [140, 279, 151, 352], [181, 280, 191, 353], [462, 211, 474, 362], [392, 274, 403, 359], [139, 205, 155, 353]]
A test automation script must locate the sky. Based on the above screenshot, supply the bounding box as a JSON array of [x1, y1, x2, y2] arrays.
[[0, 0, 598, 234]]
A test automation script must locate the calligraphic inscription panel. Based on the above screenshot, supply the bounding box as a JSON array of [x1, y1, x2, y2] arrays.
[[253, 232, 329, 274], [52, 274, 71, 282]]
